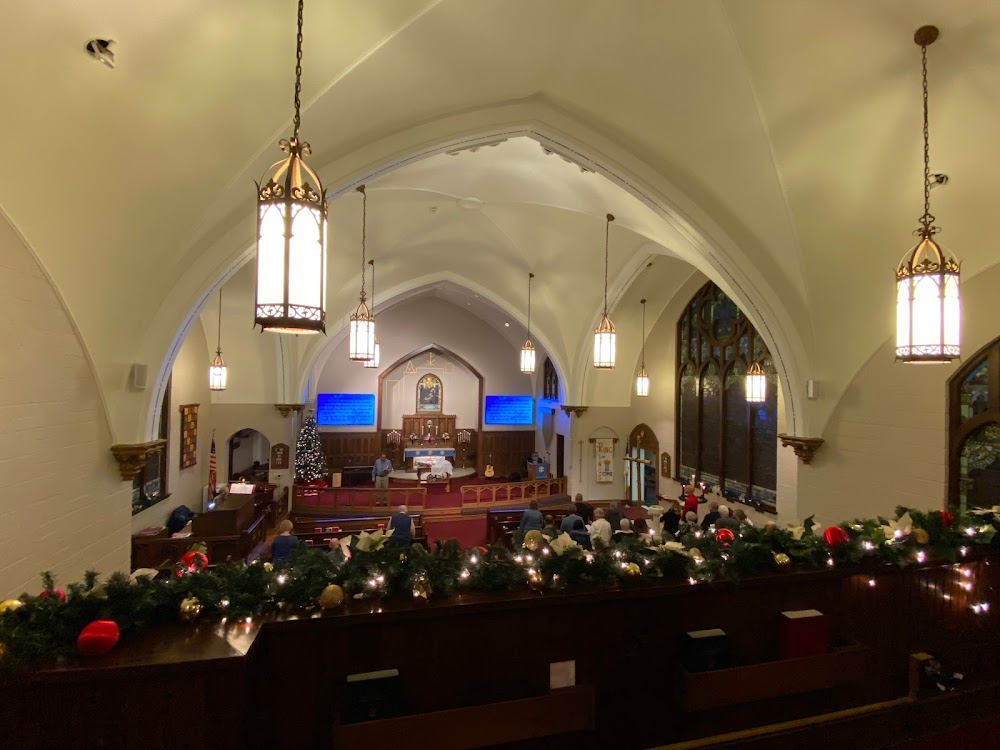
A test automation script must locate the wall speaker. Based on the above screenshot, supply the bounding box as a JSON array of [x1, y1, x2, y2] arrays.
[[129, 363, 148, 391], [806, 379, 817, 400]]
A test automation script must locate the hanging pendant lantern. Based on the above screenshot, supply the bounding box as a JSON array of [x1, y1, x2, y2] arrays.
[[895, 25, 961, 364], [254, 0, 327, 335], [636, 298, 649, 396], [745, 361, 766, 403], [208, 290, 227, 391], [349, 186, 375, 362], [521, 272, 536, 374], [364, 259, 381, 369], [594, 214, 617, 369]]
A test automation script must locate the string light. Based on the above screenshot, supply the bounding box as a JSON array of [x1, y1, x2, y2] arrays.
[[868, 578, 876, 588], [915, 550, 927, 563], [459, 569, 470, 580], [469, 555, 479, 565]]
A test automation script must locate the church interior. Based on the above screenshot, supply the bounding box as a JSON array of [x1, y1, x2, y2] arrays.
[[3, 1, 1000, 748]]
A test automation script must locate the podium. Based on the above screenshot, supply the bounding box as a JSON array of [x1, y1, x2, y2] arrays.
[[527, 462, 549, 480]]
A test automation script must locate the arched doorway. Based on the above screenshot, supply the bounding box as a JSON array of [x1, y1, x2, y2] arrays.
[[227, 428, 271, 483], [626, 424, 659, 506]]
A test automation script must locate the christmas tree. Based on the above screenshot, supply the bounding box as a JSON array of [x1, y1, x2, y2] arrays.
[[294, 415, 326, 483]]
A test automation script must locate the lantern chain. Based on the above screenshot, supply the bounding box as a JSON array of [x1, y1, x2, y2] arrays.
[[357, 185, 367, 301], [292, 0, 304, 141], [918, 41, 936, 236]]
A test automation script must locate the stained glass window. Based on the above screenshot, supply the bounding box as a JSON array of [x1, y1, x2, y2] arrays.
[[949, 343, 1000, 509], [543, 358, 559, 401], [676, 283, 777, 511]]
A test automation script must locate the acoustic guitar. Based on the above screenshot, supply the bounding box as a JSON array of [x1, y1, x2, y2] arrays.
[[484, 453, 495, 478]]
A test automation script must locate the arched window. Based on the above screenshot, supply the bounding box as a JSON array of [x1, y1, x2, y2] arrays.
[[949, 340, 1000, 510], [676, 283, 777, 511], [543, 357, 559, 401]]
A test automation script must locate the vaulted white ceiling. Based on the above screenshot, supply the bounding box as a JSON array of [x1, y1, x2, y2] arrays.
[[2, 0, 997, 442]]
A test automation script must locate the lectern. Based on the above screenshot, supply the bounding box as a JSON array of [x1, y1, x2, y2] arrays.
[[527, 461, 549, 480]]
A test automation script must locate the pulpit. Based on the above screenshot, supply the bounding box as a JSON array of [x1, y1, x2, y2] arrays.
[[527, 461, 549, 480]]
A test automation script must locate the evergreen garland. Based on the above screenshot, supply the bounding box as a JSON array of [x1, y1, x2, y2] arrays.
[[294, 415, 326, 483], [0, 506, 996, 674]]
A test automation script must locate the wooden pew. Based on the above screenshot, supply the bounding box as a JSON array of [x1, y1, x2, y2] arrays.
[[291, 513, 427, 548], [131, 513, 268, 570], [486, 507, 573, 547]]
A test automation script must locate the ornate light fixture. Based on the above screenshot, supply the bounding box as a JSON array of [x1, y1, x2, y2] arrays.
[[896, 25, 960, 364], [209, 290, 227, 391], [364, 258, 381, 369], [349, 185, 375, 362], [594, 213, 616, 369], [254, 0, 327, 335], [636, 298, 649, 397], [745, 361, 766, 403], [520, 272, 536, 374]]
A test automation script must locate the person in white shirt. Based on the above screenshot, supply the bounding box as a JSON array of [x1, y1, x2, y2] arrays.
[[589, 507, 612, 548]]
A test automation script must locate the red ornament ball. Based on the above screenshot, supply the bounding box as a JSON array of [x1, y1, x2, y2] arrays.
[[180, 550, 209, 573], [77, 619, 120, 656], [823, 526, 850, 547], [939, 510, 954, 528], [38, 588, 66, 603], [715, 528, 736, 546]]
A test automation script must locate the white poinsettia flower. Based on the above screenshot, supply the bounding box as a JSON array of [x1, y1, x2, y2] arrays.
[[337, 536, 353, 558], [881, 512, 913, 541], [548, 532, 579, 556], [129, 568, 159, 583], [658, 541, 688, 554], [970, 505, 1000, 518], [355, 528, 394, 553], [788, 525, 805, 541]]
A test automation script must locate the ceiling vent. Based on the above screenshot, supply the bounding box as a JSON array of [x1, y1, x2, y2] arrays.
[[85, 38, 117, 69]]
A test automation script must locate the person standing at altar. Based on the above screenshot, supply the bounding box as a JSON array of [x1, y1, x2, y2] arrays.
[[373, 452, 392, 507]]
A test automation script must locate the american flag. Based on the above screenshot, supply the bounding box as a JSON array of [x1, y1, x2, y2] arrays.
[[208, 435, 217, 497]]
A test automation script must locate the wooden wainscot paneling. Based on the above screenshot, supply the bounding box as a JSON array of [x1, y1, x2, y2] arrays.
[[319, 433, 380, 471], [478, 430, 536, 479]]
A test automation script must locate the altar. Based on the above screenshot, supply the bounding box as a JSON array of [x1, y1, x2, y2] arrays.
[[404, 447, 456, 460]]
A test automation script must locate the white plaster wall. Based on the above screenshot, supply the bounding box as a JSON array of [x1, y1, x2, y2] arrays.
[[382, 350, 478, 428], [313, 296, 536, 432], [0, 210, 131, 598], [797, 264, 1000, 528], [212, 404, 295, 492]]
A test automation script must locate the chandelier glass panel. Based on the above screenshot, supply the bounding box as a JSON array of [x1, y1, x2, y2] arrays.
[[254, 0, 327, 335], [895, 25, 961, 364], [349, 185, 375, 362], [521, 272, 536, 374], [594, 214, 616, 369]]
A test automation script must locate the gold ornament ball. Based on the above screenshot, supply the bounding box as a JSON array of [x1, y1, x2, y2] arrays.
[[263, 562, 274, 573], [523, 530, 544, 552], [412, 573, 433, 600], [913, 528, 930, 545], [622, 562, 641, 578], [688, 547, 705, 564], [319, 584, 345, 609], [773, 551, 791, 568], [179, 596, 203, 622], [0, 599, 24, 614]]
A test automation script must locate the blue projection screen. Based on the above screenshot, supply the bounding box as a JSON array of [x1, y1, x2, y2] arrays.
[[484, 395, 533, 426], [316, 393, 375, 426]]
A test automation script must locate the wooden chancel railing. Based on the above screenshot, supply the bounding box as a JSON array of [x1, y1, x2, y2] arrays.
[[293, 484, 426, 513], [461, 476, 567, 507]]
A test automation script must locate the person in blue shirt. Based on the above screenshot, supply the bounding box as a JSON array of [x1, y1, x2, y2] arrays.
[[373, 452, 393, 506], [387, 504, 416, 545], [270, 520, 299, 564], [559, 509, 582, 533], [519, 500, 544, 534]]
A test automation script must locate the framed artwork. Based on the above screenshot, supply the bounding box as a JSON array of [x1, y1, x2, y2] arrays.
[[179, 403, 199, 469], [594, 437, 615, 484], [661, 452, 671, 478], [270, 443, 290, 471], [416, 374, 443, 413]]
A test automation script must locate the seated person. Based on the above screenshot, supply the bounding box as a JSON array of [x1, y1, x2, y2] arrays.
[[633, 517, 650, 536], [733, 508, 751, 526], [519, 500, 544, 534], [387, 504, 416, 545], [589, 507, 612, 547], [612, 517, 636, 543], [715, 505, 740, 532], [559, 508, 583, 533], [569, 518, 592, 549], [541, 514, 558, 539], [270, 520, 299, 564], [573, 493, 594, 523], [700, 501, 721, 530]]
